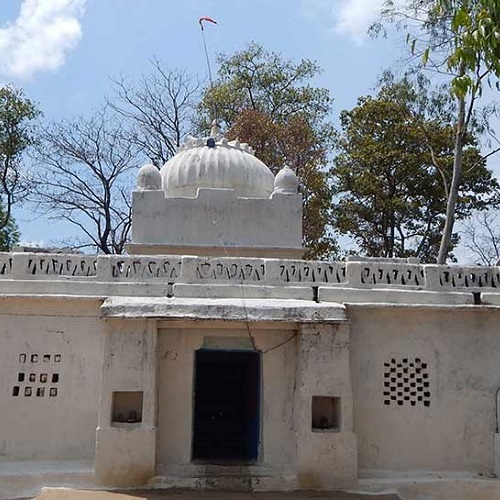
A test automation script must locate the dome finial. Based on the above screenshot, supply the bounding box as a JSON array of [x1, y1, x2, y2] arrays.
[[210, 119, 222, 140]]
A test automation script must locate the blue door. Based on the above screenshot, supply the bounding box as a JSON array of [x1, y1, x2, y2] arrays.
[[193, 349, 261, 462]]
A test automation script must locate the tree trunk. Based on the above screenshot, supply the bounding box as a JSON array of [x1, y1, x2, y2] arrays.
[[437, 95, 466, 264]]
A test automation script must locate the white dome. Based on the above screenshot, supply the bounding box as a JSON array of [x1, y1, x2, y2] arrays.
[[137, 163, 162, 191], [160, 137, 274, 198], [274, 165, 299, 194]]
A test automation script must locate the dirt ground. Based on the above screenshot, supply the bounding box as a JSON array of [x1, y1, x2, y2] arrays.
[[29, 489, 401, 500]]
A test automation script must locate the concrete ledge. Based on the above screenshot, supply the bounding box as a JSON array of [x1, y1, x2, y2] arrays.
[[173, 283, 313, 300], [126, 244, 305, 259], [481, 293, 500, 306], [101, 297, 347, 322], [356, 470, 500, 500], [153, 464, 297, 491], [0, 280, 174, 298], [319, 287, 474, 305], [0, 461, 94, 500]]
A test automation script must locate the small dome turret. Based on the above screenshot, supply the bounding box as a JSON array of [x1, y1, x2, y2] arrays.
[[137, 164, 162, 191], [274, 165, 299, 194]]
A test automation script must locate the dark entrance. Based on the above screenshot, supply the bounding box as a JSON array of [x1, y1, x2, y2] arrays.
[[192, 349, 260, 462]]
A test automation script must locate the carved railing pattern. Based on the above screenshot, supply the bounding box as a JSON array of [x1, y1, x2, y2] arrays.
[[361, 264, 425, 287], [109, 257, 182, 280], [278, 261, 346, 284], [438, 267, 500, 289], [2, 252, 500, 295], [195, 260, 265, 282], [0, 253, 12, 276], [24, 255, 97, 277]]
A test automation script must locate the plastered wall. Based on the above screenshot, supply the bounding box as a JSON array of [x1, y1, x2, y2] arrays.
[[350, 305, 500, 474], [0, 298, 103, 461], [294, 323, 357, 489], [156, 322, 298, 475], [132, 189, 302, 250], [95, 319, 157, 486]]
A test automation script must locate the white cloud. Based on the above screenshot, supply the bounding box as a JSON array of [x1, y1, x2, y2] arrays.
[[302, 0, 406, 43], [0, 0, 86, 79], [334, 0, 385, 42]]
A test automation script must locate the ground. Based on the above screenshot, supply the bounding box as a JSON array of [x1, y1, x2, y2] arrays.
[[28, 489, 401, 500]]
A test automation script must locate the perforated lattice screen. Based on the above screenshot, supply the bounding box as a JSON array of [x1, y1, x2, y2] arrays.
[[383, 358, 430, 407], [12, 353, 62, 398]]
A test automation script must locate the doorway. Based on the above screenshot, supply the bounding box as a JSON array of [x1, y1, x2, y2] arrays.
[[192, 349, 261, 462]]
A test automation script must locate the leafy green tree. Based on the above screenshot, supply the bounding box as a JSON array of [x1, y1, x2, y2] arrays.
[[200, 42, 332, 128], [332, 74, 498, 261], [0, 203, 19, 251], [378, 0, 500, 263], [0, 85, 40, 243], [229, 110, 336, 258], [199, 43, 337, 259]]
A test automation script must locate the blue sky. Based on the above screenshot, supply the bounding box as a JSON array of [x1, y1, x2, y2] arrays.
[[0, 0, 481, 250]]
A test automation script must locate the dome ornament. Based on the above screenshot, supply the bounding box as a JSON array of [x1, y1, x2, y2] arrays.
[[207, 119, 222, 147], [273, 165, 299, 194], [210, 119, 221, 139], [137, 163, 162, 191]]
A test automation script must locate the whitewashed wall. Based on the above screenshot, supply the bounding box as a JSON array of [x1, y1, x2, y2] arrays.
[[350, 306, 500, 473], [0, 298, 103, 461]]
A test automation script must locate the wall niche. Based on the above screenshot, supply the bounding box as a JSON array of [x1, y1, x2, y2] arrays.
[[312, 396, 341, 432], [111, 391, 143, 425]]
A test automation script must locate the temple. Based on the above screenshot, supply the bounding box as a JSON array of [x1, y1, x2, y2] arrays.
[[2, 129, 500, 499]]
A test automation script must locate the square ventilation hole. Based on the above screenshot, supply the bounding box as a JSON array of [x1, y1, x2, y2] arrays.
[[312, 396, 341, 432], [383, 358, 431, 407], [111, 391, 143, 425]]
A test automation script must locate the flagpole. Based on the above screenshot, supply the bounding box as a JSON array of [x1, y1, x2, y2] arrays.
[[201, 28, 214, 90], [199, 17, 218, 125]]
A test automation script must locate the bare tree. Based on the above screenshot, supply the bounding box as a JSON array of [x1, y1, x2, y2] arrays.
[[460, 211, 500, 265], [32, 107, 140, 254], [109, 59, 201, 166]]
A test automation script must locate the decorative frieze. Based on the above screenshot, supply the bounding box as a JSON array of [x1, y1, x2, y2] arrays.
[[361, 264, 424, 287], [195, 260, 265, 282], [107, 256, 181, 280], [0, 253, 12, 276], [277, 261, 346, 284], [17, 254, 97, 277], [438, 267, 500, 289], [2, 252, 500, 295]]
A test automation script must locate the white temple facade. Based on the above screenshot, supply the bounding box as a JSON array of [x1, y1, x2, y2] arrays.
[[2, 131, 500, 499]]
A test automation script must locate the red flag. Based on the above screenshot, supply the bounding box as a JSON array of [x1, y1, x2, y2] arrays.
[[199, 16, 218, 31]]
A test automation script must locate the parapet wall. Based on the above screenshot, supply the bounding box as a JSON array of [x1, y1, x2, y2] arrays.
[[1, 252, 499, 303]]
